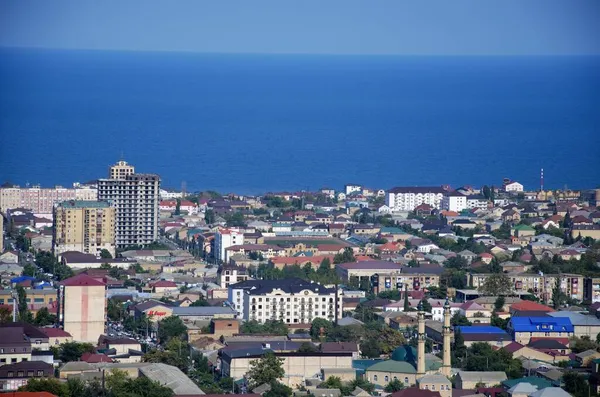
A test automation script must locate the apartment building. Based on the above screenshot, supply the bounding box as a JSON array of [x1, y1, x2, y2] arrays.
[[0, 185, 98, 214], [470, 273, 584, 302], [59, 274, 106, 343], [228, 278, 342, 324], [53, 200, 116, 257], [0, 215, 3, 252], [217, 264, 249, 289], [585, 277, 600, 304], [214, 228, 244, 263], [97, 161, 160, 249], [466, 195, 489, 209], [386, 187, 446, 211], [442, 191, 467, 213]]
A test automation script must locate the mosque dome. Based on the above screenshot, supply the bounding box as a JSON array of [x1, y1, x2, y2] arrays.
[[391, 345, 417, 363]]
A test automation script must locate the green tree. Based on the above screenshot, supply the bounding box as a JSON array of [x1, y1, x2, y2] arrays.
[[100, 249, 113, 259], [360, 338, 380, 358], [478, 273, 512, 296], [264, 381, 292, 397], [563, 371, 591, 397], [319, 376, 343, 389], [298, 342, 318, 353], [16, 286, 32, 323], [247, 352, 285, 388], [107, 298, 125, 322], [451, 313, 471, 326], [403, 285, 410, 311], [571, 336, 599, 353], [34, 307, 56, 326], [204, 209, 216, 224], [18, 378, 69, 397], [174, 198, 181, 215], [333, 248, 356, 264], [493, 296, 505, 312], [190, 296, 210, 307], [419, 298, 432, 313], [22, 263, 37, 277], [158, 316, 187, 343], [54, 341, 95, 363], [384, 379, 404, 392], [551, 276, 565, 309], [0, 307, 12, 323], [310, 318, 334, 339]]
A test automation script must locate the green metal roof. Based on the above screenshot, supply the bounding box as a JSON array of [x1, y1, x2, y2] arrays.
[[366, 360, 416, 374], [57, 200, 110, 209], [502, 376, 553, 389], [514, 224, 535, 231]]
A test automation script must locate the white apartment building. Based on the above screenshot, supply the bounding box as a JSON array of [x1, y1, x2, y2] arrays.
[[97, 161, 160, 249], [504, 182, 524, 192], [386, 187, 446, 211], [345, 184, 362, 195], [466, 195, 489, 209], [214, 228, 244, 263], [218, 265, 249, 289], [0, 186, 97, 214], [441, 192, 467, 212], [229, 278, 342, 324], [160, 189, 183, 200]]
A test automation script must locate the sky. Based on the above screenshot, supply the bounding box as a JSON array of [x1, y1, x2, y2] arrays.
[[1, 1, 599, 55]]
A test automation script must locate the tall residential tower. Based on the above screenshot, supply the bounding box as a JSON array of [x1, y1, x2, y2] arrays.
[[97, 160, 160, 249]]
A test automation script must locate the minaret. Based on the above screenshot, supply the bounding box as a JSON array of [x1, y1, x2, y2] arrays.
[[441, 297, 452, 376], [417, 300, 426, 375]]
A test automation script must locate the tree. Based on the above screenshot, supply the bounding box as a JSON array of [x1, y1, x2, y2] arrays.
[[494, 296, 505, 312], [419, 299, 432, 313], [55, 342, 95, 363], [445, 256, 468, 270], [205, 209, 216, 224], [298, 342, 318, 353], [482, 185, 491, 200], [190, 297, 210, 307], [22, 263, 37, 277], [158, 316, 187, 343], [18, 378, 69, 397], [247, 352, 285, 388], [0, 307, 12, 323], [319, 376, 343, 389], [479, 273, 512, 296], [360, 338, 380, 358], [571, 336, 599, 353], [451, 312, 471, 326], [34, 307, 56, 326], [384, 379, 404, 392], [174, 198, 181, 215], [99, 249, 113, 259], [333, 248, 356, 264], [310, 318, 334, 339], [403, 285, 410, 311], [107, 298, 125, 322], [16, 286, 32, 323], [263, 381, 292, 397], [551, 276, 565, 309]]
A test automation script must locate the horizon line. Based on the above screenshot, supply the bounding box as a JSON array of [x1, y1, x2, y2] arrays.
[[2, 45, 599, 58]]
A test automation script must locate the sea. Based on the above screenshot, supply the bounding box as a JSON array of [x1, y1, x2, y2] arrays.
[[0, 48, 599, 195]]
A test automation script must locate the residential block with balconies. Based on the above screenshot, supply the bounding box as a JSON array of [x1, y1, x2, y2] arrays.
[[229, 278, 342, 324]]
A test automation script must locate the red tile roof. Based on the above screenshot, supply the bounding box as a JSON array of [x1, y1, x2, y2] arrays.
[[510, 301, 554, 312], [391, 388, 440, 397], [60, 273, 105, 287], [81, 353, 114, 363], [151, 280, 177, 288]]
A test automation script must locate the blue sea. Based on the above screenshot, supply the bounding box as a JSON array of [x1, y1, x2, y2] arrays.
[[0, 49, 599, 194]]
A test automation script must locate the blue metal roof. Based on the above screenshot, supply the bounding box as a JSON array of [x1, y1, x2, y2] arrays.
[[456, 326, 507, 334], [509, 316, 574, 333]]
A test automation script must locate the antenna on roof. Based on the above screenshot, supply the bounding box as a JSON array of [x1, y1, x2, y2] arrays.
[[540, 168, 544, 192]]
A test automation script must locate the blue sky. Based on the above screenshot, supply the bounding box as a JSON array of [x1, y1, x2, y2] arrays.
[[1, 0, 599, 55]]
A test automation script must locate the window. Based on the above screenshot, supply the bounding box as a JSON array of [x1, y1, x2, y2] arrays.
[[384, 376, 389, 382], [432, 385, 435, 390], [11, 358, 16, 363], [11, 349, 15, 353], [27, 371, 33, 377], [404, 377, 409, 384], [7, 372, 13, 378], [37, 370, 44, 377], [17, 371, 24, 377], [373, 375, 378, 381]]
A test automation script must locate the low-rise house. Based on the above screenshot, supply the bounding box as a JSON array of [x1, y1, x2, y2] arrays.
[[547, 312, 600, 339], [456, 326, 512, 347], [417, 374, 452, 397], [576, 349, 600, 367], [0, 361, 54, 391], [39, 328, 73, 346], [508, 317, 574, 344], [455, 371, 508, 389], [459, 301, 491, 324]]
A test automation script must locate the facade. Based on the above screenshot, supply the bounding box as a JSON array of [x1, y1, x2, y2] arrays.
[[53, 200, 116, 257], [97, 161, 160, 248], [109, 160, 135, 180], [217, 264, 249, 289], [386, 187, 446, 211], [229, 278, 342, 324], [214, 228, 244, 263], [0, 186, 97, 214], [508, 316, 574, 344], [466, 195, 489, 209], [59, 274, 106, 343], [504, 182, 524, 192], [455, 371, 507, 389], [0, 361, 53, 391], [0, 214, 3, 252], [441, 192, 467, 213], [0, 327, 32, 365]]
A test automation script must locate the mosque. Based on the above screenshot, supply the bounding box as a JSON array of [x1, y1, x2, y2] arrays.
[[365, 299, 453, 394]]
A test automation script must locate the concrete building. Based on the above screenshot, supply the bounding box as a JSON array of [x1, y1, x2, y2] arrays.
[[504, 182, 524, 192], [455, 371, 507, 389], [386, 187, 446, 211], [442, 192, 467, 213], [0, 185, 98, 214], [0, 214, 3, 252], [217, 264, 249, 289], [466, 195, 489, 209], [53, 200, 116, 257], [59, 274, 106, 343], [229, 278, 342, 324], [97, 161, 160, 249], [214, 228, 244, 263], [109, 160, 135, 180]]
